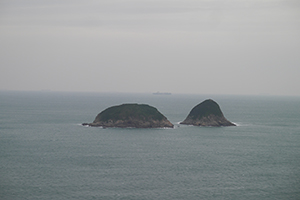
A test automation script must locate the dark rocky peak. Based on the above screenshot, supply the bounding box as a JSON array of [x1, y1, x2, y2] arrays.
[[180, 99, 235, 127]]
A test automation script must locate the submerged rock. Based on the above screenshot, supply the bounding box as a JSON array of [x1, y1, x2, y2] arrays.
[[180, 99, 236, 127], [83, 103, 174, 128]]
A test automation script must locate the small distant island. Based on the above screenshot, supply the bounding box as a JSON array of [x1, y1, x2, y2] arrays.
[[83, 104, 174, 128], [180, 99, 236, 127], [153, 92, 171, 95]]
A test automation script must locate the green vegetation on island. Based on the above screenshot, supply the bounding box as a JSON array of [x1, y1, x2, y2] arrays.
[[188, 99, 223, 119], [95, 104, 165, 122]]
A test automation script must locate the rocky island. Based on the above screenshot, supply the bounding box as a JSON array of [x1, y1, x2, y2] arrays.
[[83, 103, 174, 128], [180, 99, 236, 127]]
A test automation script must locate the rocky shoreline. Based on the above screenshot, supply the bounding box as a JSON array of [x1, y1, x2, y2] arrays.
[[83, 118, 173, 128]]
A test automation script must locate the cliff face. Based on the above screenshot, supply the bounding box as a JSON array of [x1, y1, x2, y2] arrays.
[[83, 104, 174, 128], [180, 99, 236, 127]]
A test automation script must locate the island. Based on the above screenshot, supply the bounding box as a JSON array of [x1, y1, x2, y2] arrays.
[[153, 92, 172, 95], [180, 99, 236, 127], [82, 103, 174, 128]]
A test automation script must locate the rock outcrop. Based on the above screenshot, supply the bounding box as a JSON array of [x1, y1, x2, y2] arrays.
[[83, 103, 174, 128], [180, 99, 236, 127]]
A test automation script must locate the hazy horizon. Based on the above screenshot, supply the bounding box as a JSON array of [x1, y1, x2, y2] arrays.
[[1, 0, 300, 96]]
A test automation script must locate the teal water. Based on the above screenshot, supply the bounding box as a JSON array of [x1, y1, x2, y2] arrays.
[[1, 91, 300, 200]]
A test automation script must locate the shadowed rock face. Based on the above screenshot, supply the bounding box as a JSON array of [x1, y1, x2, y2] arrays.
[[83, 104, 174, 128], [180, 99, 236, 127]]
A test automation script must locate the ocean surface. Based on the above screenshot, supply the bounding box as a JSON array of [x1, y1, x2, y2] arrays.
[[1, 91, 300, 200]]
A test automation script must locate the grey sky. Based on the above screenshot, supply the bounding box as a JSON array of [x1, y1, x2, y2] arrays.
[[1, 0, 300, 95]]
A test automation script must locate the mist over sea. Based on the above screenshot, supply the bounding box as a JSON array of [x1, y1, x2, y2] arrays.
[[1, 91, 300, 200]]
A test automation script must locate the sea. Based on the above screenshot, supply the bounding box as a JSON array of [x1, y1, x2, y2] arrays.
[[0, 91, 299, 200]]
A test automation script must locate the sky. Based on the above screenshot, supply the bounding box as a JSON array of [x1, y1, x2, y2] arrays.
[[0, 0, 300, 96]]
